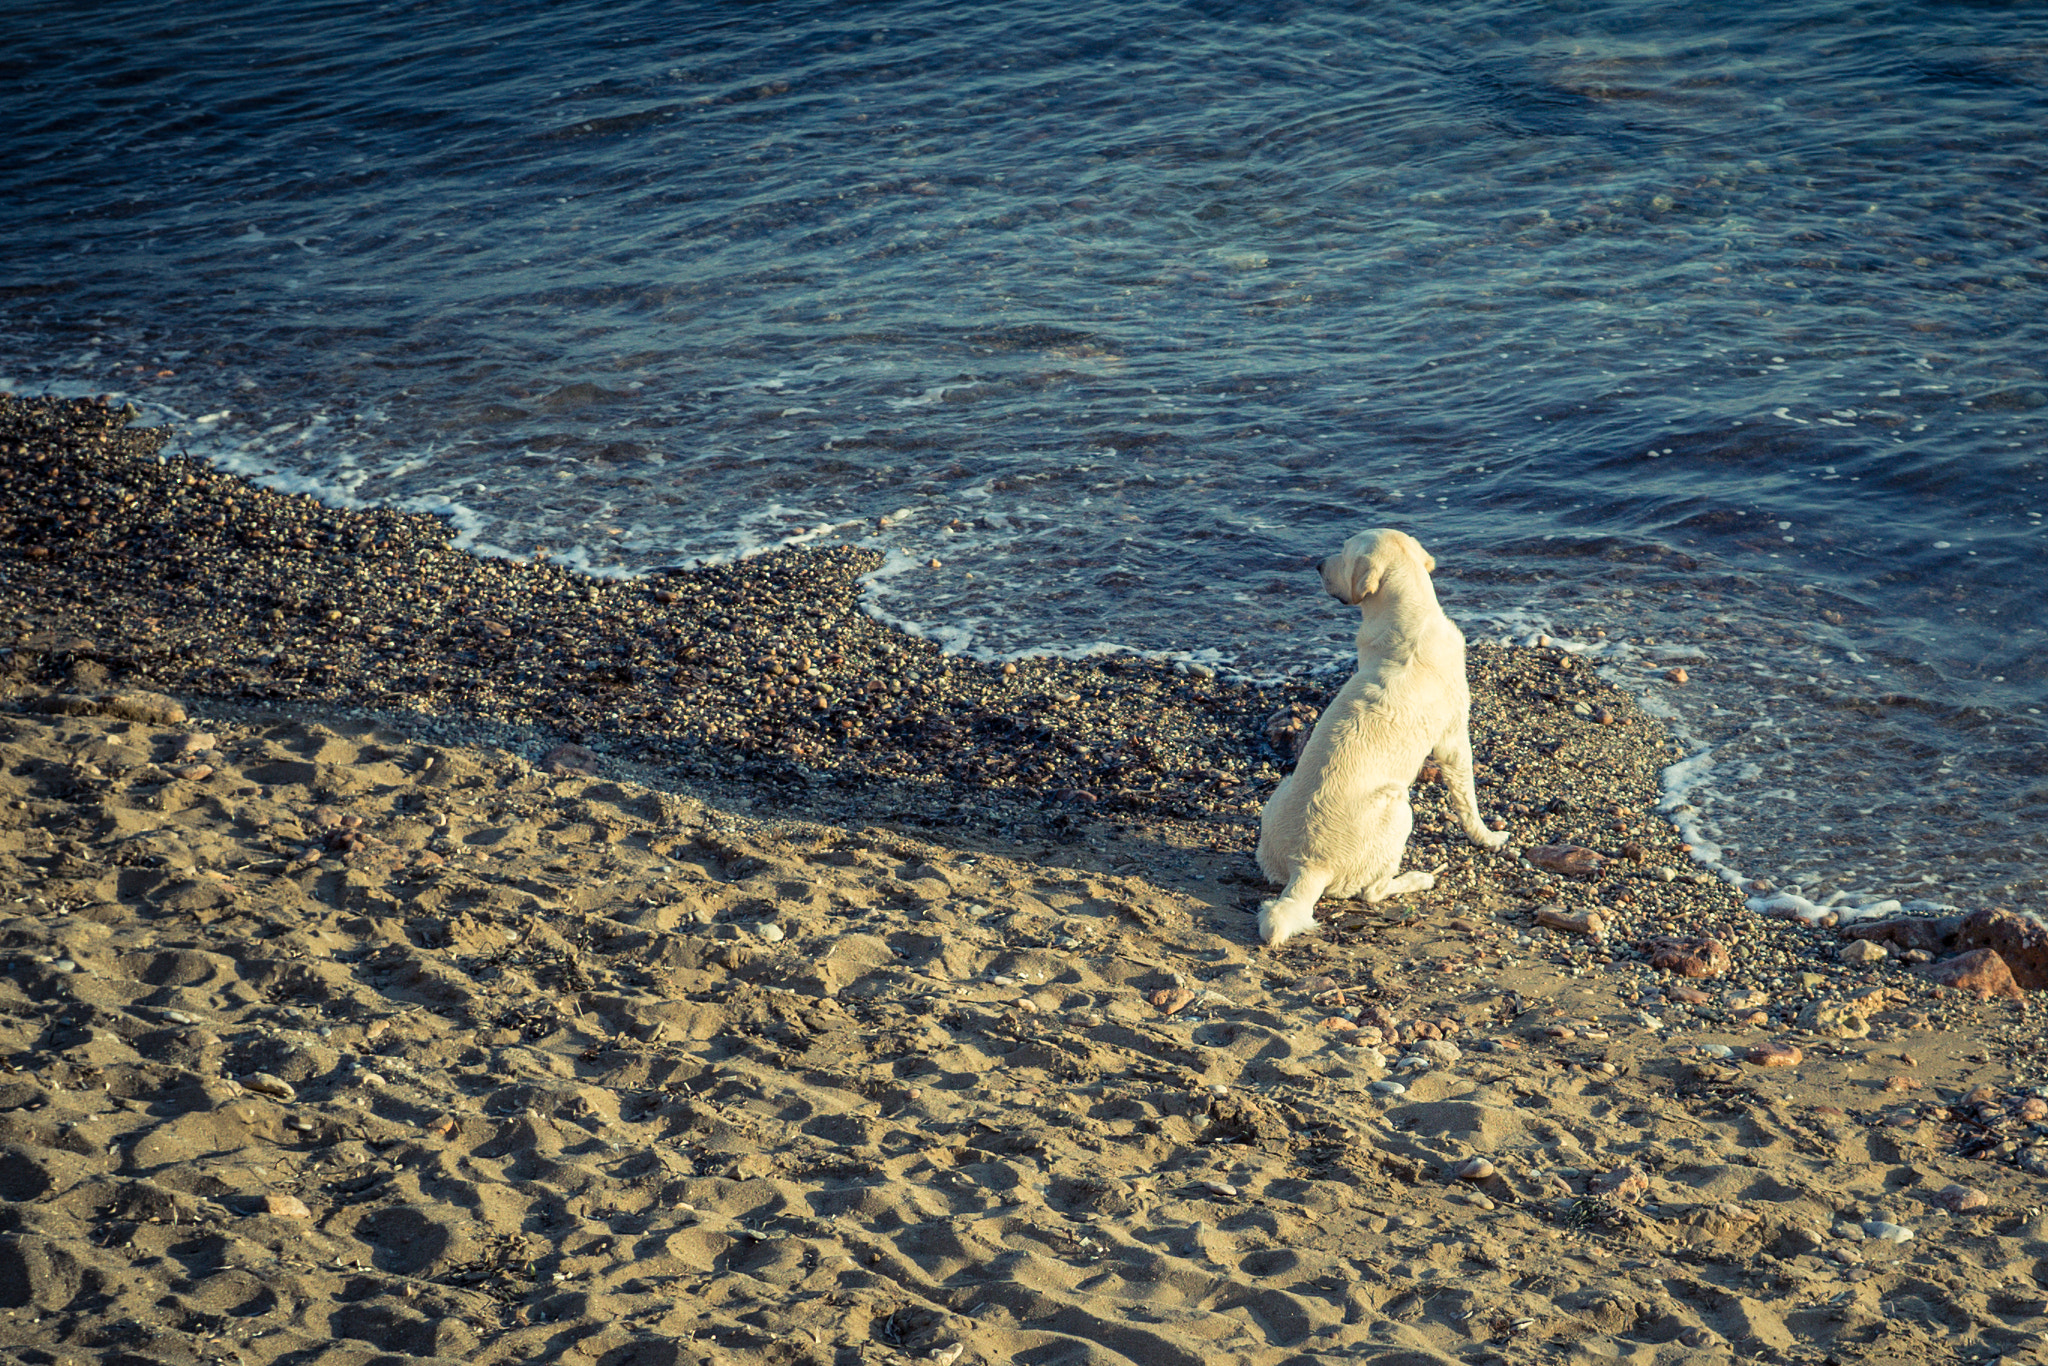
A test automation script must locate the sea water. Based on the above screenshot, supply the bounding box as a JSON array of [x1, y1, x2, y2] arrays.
[[4, 0, 2044, 913]]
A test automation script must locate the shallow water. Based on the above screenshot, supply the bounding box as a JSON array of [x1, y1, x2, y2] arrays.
[[4, 0, 2044, 910]]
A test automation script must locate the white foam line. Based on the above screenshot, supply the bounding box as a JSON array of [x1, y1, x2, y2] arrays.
[[1467, 612, 1953, 928]]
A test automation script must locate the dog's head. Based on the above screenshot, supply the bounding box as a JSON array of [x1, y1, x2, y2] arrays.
[[1318, 528, 1436, 605]]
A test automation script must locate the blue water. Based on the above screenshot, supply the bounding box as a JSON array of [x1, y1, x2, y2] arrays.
[[5, 0, 2045, 911]]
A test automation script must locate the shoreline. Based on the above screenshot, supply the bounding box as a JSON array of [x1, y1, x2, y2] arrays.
[[5, 391, 2047, 1365]]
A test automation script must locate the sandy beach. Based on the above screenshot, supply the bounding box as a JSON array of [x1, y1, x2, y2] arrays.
[[3, 394, 2046, 1366]]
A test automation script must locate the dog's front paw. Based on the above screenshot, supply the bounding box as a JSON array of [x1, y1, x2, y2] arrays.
[[1474, 825, 1510, 850], [1258, 899, 1316, 947]]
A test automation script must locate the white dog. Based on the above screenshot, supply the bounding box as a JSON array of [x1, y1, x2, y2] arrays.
[[1256, 528, 1509, 947]]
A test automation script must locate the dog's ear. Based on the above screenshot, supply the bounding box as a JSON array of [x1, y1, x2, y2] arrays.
[[1421, 548, 1437, 574], [1356, 554, 1388, 600]]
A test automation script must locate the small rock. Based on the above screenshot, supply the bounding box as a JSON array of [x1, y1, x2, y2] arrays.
[[1698, 1044, 1735, 1059], [1932, 1184, 1989, 1213], [261, 1193, 312, 1220], [1666, 984, 1710, 1005], [928, 1345, 964, 1366], [1455, 1157, 1496, 1182], [1862, 1220, 1914, 1244], [1645, 936, 1731, 978], [1747, 1041, 1803, 1068], [2019, 1097, 2048, 1121], [1149, 987, 1197, 1015], [1840, 939, 1888, 967], [1201, 1180, 1238, 1199], [1665, 667, 1690, 684], [1369, 1079, 1407, 1097], [1415, 1039, 1462, 1066], [754, 922, 786, 944], [1526, 843, 1609, 877], [1882, 1076, 1922, 1093]]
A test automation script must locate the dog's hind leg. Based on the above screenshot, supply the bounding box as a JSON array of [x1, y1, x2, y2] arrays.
[[1434, 714, 1509, 849], [1259, 867, 1333, 947], [1362, 869, 1437, 901]]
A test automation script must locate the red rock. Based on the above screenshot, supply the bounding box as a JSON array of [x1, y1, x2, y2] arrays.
[[1665, 984, 1710, 1005], [1916, 948, 2024, 1002], [1955, 908, 2048, 990], [1644, 936, 1731, 978], [1747, 1041, 1803, 1068], [1148, 987, 1196, 1015], [1665, 667, 1689, 684], [1932, 1184, 1989, 1213], [1526, 843, 1609, 877], [2020, 1097, 2048, 1122], [1534, 904, 1607, 937]]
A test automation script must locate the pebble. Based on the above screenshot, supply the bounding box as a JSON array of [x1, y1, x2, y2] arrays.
[[1863, 1220, 1915, 1244], [1796, 1000, 1871, 1039], [1698, 1044, 1735, 1059], [1150, 988, 1197, 1015], [754, 922, 786, 944], [242, 1072, 297, 1100], [1369, 1079, 1407, 1097], [1840, 939, 1888, 966], [1747, 1041, 1803, 1068], [1415, 1039, 1462, 1066], [260, 1193, 313, 1220], [1455, 1157, 1496, 1182], [1202, 1180, 1238, 1199], [1533, 904, 1607, 937], [1587, 1164, 1649, 1201], [1933, 1184, 1990, 1213]]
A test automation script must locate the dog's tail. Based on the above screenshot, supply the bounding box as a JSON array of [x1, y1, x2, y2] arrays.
[[1258, 867, 1334, 947]]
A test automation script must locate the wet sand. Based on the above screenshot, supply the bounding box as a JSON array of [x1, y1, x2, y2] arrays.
[[2, 394, 2045, 1366]]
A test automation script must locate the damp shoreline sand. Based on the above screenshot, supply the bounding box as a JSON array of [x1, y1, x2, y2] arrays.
[[3, 393, 2047, 1366]]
